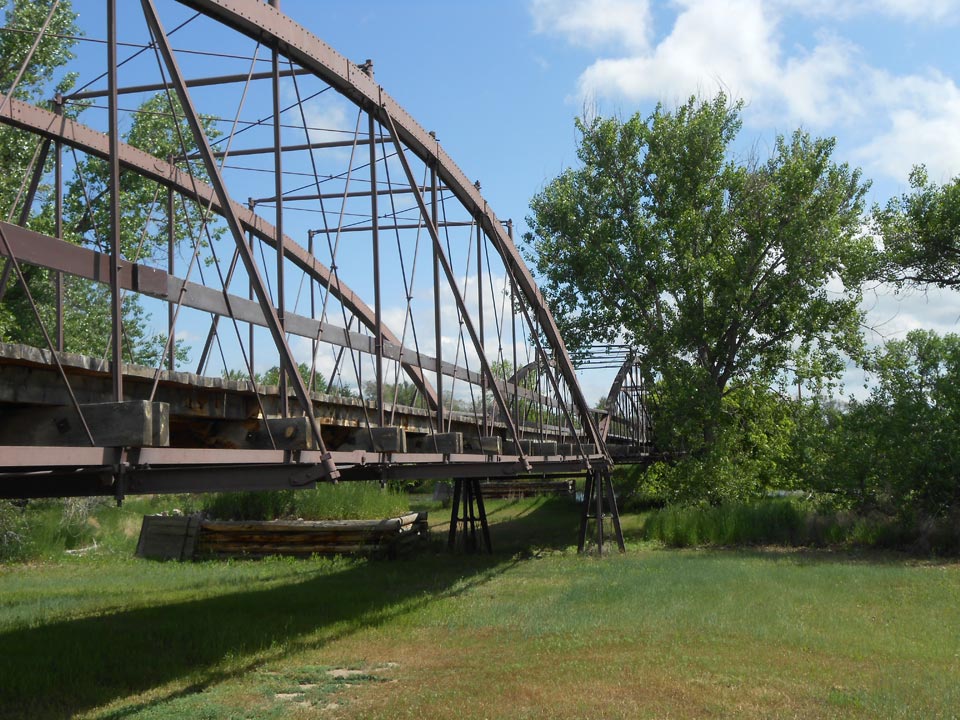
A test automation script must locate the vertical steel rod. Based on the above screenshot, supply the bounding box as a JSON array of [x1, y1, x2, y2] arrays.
[[107, 0, 123, 401], [477, 217, 487, 433], [384, 113, 526, 464], [431, 162, 444, 431], [0, 140, 52, 305], [447, 478, 462, 550], [270, 0, 288, 417], [508, 221, 519, 435], [369, 111, 384, 427], [577, 469, 592, 553], [474, 477, 492, 553], [167, 183, 175, 372], [55, 119, 63, 351], [248, 198, 255, 374], [595, 463, 604, 553], [604, 468, 626, 552], [308, 230, 317, 391]]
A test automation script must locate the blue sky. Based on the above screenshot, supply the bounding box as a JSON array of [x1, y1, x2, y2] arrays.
[[274, 0, 960, 397]]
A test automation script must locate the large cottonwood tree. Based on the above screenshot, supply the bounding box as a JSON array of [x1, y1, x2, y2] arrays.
[[525, 94, 874, 461]]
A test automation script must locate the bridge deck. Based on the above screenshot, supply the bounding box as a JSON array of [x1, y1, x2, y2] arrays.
[[0, 343, 648, 499]]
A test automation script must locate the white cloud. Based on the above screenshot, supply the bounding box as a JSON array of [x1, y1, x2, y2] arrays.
[[776, 33, 861, 126], [553, 0, 863, 129], [533, 0, 960, 186], [303, 94, 358, 145], [530, 0, 653, 52], [778, 0, 960, 23], [857, 284, 960, 385], [874, 0, 960, 21], [575, 0, 776, 103], [853, 71, 960, 182]]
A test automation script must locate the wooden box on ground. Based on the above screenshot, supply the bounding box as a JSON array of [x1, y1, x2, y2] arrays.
[[136, 512, 428, 561], [136, 515, 201, 560]]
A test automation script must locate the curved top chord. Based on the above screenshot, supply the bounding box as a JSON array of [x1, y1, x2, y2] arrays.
[[177, 0, 603, 450]]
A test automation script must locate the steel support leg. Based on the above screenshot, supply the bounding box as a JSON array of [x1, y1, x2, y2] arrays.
[[447, 477, 492, 553], [578, 466, 625, 554]]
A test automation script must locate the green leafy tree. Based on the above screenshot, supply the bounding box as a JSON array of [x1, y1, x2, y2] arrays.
[[362, 379, 425, 408], [860, 331, 960, 518], [2, 89, 212, 363], [0, 0, 79, 345], [0, 0, 78, 219], [225, 363, 321, 389], [525, 94, 873, 480], [64, 93, 221, 265], [874, 165, 960, 287], [801, 331, 960, 521]]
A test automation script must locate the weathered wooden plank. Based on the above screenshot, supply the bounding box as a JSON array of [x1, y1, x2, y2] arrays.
[[0, 401, 169, 447], [370, 427, 407, 453], [138, 512, 427, 560], [532, 441, 558, 456], [136, 514, 193, 559], [479, 479, 574, 498], [418, 433, 463, 454], [479, 436, 502, 455], [503, 439, 534, 455]]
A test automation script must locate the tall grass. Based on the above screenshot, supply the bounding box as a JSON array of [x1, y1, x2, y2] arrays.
[[200, 482, 409, 521], [639, 498, 960, 554], [641, 499, 805, 546]]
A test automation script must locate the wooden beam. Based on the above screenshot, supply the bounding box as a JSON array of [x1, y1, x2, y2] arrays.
[[0, 401, 168, 447]]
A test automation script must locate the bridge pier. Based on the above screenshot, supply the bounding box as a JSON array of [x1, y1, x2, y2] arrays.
[[447, 477, 492, 554], [577, 466, 625, 554]]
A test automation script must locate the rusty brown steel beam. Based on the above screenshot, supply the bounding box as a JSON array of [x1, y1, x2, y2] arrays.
[[0, 97, 438, 411], [65, 67, 312, 101], [107, 0, 124, 403], [253, 184, 448, 205], [383, 110, 530, 469], [0, 221, 559, 409], [191, 135, 389, 160], [0, 455, 597, 498], [141, 0, 337, 476], [309, 220, 474, 235], [598, 353, 642, 443]]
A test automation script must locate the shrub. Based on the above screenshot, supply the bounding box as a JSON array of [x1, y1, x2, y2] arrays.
[[0, 500, 30, 561], [200, 483, 408, 521], [57, 498, 109, 549]]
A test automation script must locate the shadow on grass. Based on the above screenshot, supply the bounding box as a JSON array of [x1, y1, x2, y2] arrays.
[[456, 496, 583, 555], [0, 498, 576, 719]]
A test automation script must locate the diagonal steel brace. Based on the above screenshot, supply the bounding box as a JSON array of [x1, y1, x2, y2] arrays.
[[139, 0, 338, 481]]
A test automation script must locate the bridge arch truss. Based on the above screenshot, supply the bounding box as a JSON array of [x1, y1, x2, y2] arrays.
[[0, 0, 648, 517]]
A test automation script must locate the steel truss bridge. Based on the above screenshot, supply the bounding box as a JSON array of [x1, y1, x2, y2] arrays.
[[0, 0, 651, 552]]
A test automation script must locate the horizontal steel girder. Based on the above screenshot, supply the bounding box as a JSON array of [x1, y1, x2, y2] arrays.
[[0, 223, 560, 410], [0, 97, 438, 411]]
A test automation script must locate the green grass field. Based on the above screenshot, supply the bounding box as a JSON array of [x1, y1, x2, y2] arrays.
[[1, 495, 958, 719]]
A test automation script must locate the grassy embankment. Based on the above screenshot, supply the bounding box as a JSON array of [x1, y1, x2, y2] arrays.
[[1, 489, 959, 719]]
